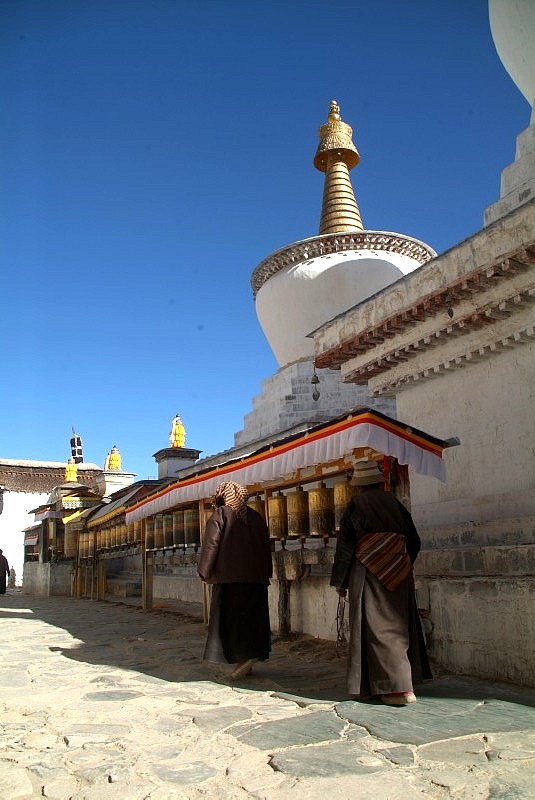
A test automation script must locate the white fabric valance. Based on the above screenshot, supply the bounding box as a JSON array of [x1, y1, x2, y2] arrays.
[[126, 411, 448, 525]]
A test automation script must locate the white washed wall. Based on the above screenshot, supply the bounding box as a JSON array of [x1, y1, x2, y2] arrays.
[[0, 490, 47, 585], [401, 342, 535, 528]]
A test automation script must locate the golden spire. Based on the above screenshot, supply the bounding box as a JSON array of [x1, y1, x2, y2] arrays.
[[169, 414, 186, 448], [314, 100, 363, 234], [65, 457, 78, 483]]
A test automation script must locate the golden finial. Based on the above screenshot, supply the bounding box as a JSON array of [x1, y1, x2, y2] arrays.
[[169, 414, 186, 448], [65, 457, 78, 483], [314, 101, 363, 234], [328, 99, 341, 122]]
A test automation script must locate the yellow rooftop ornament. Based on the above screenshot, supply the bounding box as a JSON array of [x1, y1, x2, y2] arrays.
[[104, 446, 122, 471], [314, 100, 363, 235], [64, 457, 78, 483], [169, 414, 186, 448]]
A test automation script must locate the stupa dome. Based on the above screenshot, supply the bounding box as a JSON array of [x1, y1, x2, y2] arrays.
[[489, 0, 535, 106], [252, 102, 436, 368]]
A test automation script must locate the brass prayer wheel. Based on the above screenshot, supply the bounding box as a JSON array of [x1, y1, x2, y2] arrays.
[[120, 523, 128, 545], [163, 514, 173, 547], [172, 510, 185, 547], [103, 527, 110, 549], [134, 520, 142, 544], [145, 517, 155, 550], [127, 523, 135, 544], [308, 482, 335, 538], [248, 494, 266, 520], [153, 515, 164, 549], [268, 492, 287, 539], [334, 477, 359, 531], [286, 486, 309, 539], [184, 507, 200, 546]]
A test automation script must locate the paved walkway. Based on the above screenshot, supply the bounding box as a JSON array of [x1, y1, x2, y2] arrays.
[[1, 590, 534, 799]]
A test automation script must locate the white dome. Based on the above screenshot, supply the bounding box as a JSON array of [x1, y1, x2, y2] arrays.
[[255, 238, 430, 367], [489, 0, 535, 106]]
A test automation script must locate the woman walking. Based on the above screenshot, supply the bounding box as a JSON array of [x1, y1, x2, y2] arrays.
[[330, 461, 431, 705], [198, 481, 272, 679]]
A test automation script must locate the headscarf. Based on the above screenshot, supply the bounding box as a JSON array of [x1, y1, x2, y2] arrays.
[[214, 481, 249, 523]]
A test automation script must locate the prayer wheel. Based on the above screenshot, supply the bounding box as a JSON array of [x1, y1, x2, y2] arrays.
[[308, 482, 335, 538], [286, 486, 309, 539], [173, 510, 185, 548], [163, 514, 174, 547], [247, 495, 265, 520], [134, 520, 142, 544], [184, 507, 200, 546], [111, 525, 118, 547], [145, 517, 155, 550], [153, 515, 164, 549], [268, 492, 287, 540], [119, 523, 128, 546], [127, 523, 135, 544], [102, 527, 110, 549], [334, 477, 359, 531], [79, 532, 88, 558], [64, 527, 78, 559]]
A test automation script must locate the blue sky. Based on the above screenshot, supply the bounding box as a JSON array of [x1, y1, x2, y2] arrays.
[[1, 0, 530, 479]]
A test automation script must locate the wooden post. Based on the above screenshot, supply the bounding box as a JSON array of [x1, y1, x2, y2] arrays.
[[198, 500, 211, 624], [275, 559, 292, 637], [144, 552, 154, 611], [141, 519, 154, 612], [97, 559, 106, 600]]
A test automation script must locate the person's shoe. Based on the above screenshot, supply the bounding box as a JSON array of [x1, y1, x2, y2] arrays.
[[381, 691, 417, 706], [229, 659, 256, 679]]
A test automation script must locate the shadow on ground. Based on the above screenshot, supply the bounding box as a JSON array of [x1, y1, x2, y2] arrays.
[[2, 591, 535, 711]]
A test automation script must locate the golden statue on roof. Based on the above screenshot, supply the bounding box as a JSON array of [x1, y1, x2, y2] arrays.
[[104, 446, 122, 471], [64, 457, 78, 483], [169, 414, 186, 448]]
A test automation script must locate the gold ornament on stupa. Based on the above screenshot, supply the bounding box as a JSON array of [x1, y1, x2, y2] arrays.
[[169, 414, 186, 448], [65, 457, 78, 483], [104, 446, 122, 471], [314, 100, 363, 234]]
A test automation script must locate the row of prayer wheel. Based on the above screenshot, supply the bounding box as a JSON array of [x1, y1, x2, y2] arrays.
[[145, 508, 201, 550], [65, 522, 143, 557], [95, 521, 142, 551], [249, 480, 359, 540]]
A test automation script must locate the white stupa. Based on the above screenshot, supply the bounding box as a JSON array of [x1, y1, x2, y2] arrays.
[[235, 101, 436, 446], [485, 0, 535, 225]]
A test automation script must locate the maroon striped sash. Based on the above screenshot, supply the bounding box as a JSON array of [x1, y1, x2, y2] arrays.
[[355, 532, 412, 591]]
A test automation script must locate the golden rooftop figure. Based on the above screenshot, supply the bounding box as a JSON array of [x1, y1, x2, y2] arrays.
[[169, 414, 186, 448], [64, 457, 78, 483], [314, 100, 363, 235], [104, 446, 122, 471]]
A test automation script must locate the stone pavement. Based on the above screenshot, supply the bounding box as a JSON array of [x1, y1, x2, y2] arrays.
[[1, 591, 534, 800]]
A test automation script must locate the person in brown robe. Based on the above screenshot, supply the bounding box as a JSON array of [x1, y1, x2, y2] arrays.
[[0, 550, 9, 594], [330, 461, 432, 705], [197, 481, 272, 679]]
